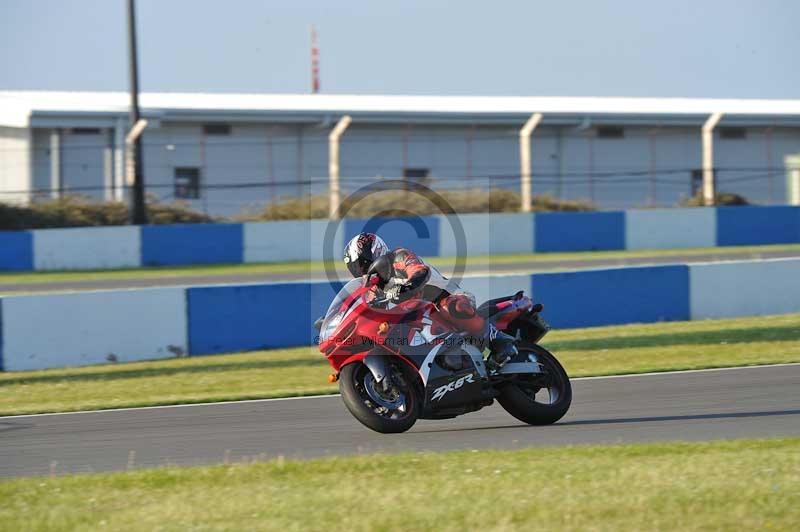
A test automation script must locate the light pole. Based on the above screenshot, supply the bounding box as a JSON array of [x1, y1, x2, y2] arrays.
[[127, 0, 147, 224]]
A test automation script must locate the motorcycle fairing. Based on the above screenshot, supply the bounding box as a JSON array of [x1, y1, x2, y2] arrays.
[[422, 357, 485, 417], [420, 343, 489, 415]]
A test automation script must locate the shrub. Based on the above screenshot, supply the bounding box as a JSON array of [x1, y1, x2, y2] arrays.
[[146, 199, 216, 224], [0, 196, 214, 230], [681, 191, 750, 207], [0, 189, 596, 229], [253, 188, 595, 221]]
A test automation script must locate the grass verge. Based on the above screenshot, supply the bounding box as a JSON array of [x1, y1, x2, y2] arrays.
[[1, 313, 799, 416], [1, 438, 798, 531], [1, 243, 798, 286]]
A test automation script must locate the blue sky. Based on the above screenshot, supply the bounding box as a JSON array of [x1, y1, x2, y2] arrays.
[[1, 0, 798, 98]]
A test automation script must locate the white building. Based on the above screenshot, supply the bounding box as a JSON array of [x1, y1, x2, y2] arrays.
[[1, 91, 800, 216]]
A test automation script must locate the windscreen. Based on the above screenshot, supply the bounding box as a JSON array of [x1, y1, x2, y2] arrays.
[[319, 278, 365, 342], [323, 278, 364, 321]]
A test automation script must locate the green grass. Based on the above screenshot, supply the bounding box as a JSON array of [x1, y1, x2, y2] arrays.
[[1, 243, 798, 286], [0, 260, 324, 285], [1, 438, 798, 531], [429, 242, 800, 268], [2, 313, 799, 417]]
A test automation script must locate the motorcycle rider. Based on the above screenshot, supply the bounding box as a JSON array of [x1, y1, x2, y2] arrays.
[[343, 232, 518, 366]]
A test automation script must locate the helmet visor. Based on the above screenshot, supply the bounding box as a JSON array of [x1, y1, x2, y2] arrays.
[[346, 257, 372, 278]]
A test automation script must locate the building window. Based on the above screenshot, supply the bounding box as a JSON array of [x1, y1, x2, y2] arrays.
[[70, 127, 101, 135], [203, 123, 231, 135], [403, 168, 430, 189], [719, 127, 746, 140], [174, 167, 201, 199], [596, 126, 624, 139], [403, 168, 430, 181]]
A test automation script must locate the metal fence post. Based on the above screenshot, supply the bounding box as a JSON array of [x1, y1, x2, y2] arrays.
[[519, 112, 543, 212], [702, 112, 723, 206], [329, 115, 352, 219]]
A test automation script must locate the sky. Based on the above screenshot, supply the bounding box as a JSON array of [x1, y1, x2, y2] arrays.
[[1, 0, 798, 98]]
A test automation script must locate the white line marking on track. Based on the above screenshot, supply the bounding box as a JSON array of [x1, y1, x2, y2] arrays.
[[573, 362, 800, 380], [1, 362, 798, 420]]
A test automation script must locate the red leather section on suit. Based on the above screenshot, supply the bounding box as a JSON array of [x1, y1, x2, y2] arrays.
[[388, 247, 431, 295], [438, 294, 485, 335]]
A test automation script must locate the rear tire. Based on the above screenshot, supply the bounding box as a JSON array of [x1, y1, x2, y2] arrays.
[[339, 362, 421, 434], [497, 343, 571, 425]]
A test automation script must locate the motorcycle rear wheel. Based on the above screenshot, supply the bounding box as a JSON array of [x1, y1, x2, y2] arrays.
[[339, 361, 421, 434], [497, 342, 572, 425]]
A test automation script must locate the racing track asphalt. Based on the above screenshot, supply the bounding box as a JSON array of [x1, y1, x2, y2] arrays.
[[2, 248, 800, 294], [1, 364, 799, 478]]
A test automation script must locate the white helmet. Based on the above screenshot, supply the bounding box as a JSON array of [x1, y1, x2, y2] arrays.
[[343, 233, 389, 277]]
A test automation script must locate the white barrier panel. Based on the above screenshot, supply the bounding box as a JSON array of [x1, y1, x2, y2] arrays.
[[689, 258, 800, 319], [438, 213, 534, 257], [458, 274, 533, 306], [625, 208, 716, 250], [1, 288, 187, 371], [244, 219, 344, 263], [33, 226, 141, 271]]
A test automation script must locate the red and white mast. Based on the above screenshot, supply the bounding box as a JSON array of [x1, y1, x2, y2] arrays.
[[311, 25, 320, 94]]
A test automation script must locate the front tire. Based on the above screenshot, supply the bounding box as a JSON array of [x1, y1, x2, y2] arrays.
[[497, 343, 572, 425], [339, 362, 421, 433]]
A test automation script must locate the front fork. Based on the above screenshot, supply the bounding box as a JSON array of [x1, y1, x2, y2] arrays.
[[363, 352, 390, 387], [327, 353, 392, 388]]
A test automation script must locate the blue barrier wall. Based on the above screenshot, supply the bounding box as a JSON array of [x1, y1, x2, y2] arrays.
[[1, 259, 797, 371], [0, 231, 33, 271], [1, 206, 799, 272], [142, 224, 244, 266], [532, 265, 690, 328], [716, 206, 800, 246], [0, 301, 4, 371], [187, 281, 342, 355], [345, 216, 440, 257], [534, 211, 626, 252]]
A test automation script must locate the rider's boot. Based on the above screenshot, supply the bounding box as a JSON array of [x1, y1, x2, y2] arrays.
[[484, 323, 517, 367]]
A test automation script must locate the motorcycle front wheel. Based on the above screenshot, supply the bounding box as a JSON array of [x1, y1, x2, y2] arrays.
[[497, 343, 572, 425], [339, 361, 421, 433]]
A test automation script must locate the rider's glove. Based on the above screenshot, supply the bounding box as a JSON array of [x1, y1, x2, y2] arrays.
[[384, 280, 409, 303], [384, 284, 402, 302]]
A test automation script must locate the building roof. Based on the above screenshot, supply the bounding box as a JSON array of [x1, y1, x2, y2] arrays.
[[2, 90, 800, 128]]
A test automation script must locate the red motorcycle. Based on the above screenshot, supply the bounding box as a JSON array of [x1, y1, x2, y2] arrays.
[[317, 257, 572, 433]]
